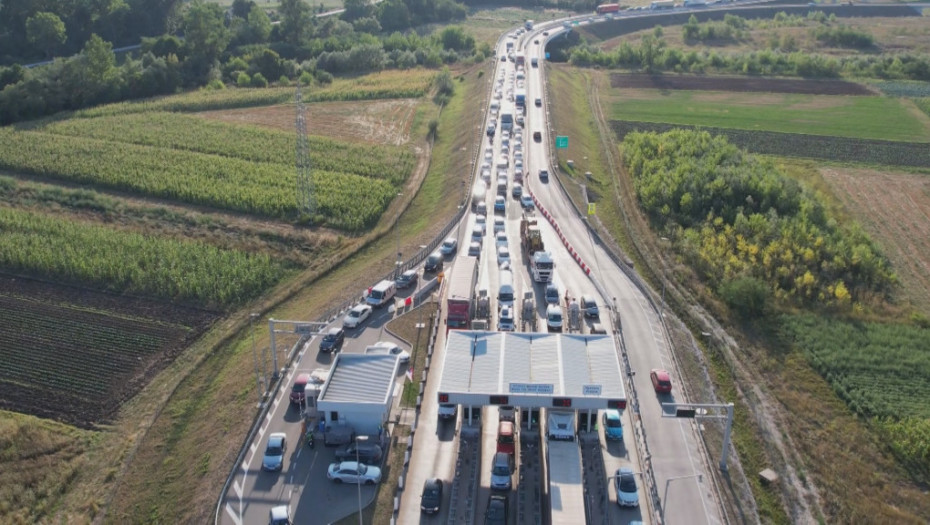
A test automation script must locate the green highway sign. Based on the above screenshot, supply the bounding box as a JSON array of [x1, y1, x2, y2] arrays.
[[555, 136, 568, 149]]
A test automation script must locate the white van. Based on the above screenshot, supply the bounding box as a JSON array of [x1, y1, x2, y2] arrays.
[[498, 269, 515, 308], [367, 279, 396, 308]]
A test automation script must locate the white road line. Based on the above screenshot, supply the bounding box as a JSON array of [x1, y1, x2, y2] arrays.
[[224, 502, 243, 525], [676, 418, 712, 524]]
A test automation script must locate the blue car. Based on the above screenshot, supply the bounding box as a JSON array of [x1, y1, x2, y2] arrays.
[[602, 409, 623, 440], [494, 196, 506, 214]]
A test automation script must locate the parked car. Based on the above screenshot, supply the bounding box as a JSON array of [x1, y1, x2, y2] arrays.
[[262, 433, 287, 472], [327, 461, 382, 484], [615, 467, 639, 507], [343, 304, 372, 329], [334, 442, 383, 464], [440, 237, 458, 256], [396, 269, 418, 289], [319, 327, 345, 353], [425, 251, 444, 273], [650, 369, 673, 393], [420, 478, 443, 514], [602, 409, 623, 440], [367, 341, 410, 363]]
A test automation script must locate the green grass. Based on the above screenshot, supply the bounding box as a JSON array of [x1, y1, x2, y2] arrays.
[[612, 90, 930, 142]]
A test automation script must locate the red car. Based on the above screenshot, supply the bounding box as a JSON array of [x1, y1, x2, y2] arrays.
[[650, 369, 672, 394]]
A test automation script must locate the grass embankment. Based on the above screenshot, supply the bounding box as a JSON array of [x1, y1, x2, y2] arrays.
[[102, 64, 485, 524], [611, 90, 930, 142]]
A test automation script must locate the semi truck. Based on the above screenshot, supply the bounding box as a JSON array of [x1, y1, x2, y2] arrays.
[[546, 410, 584, 525], [596, 3, 621, 14], [524, 20, 534, 30], [520, 214, 554, 282], [446, 256, 478, 328], [472, 181, 487, 211], [650, 0, 675, 8], [472, 289, 491, 330]]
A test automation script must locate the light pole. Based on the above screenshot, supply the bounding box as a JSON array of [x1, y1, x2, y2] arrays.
[[395, 193, 403, 279], [663, 472, 704, 513], [249, 313, 263, 406], [355, 435, 369, 525]]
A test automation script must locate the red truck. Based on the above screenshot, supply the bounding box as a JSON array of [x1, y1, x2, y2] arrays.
[[446, 255, 478, 328], [596, 3, 621, 14]]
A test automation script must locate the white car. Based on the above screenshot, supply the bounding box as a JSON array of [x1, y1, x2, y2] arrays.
[[327, 461, 382, 485], [493, 217, 506, 233], [343, 304, 372, 329], [495, 231, 507, 247], [367, 341, 410, 363], [475, 214, 487, 234], [498, 306, 515, 331], [439, 237, 458, 256], [497, 245, 511, 267], [615, 467, 639, 507]]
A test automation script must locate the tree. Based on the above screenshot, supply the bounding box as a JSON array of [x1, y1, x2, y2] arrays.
[[438, 26, 474, 52], [231, 0, 257, 18], [239, 4, 272, 43], [182, 0, 230, 80], [342, 0, 372, 22], [279, 0, 313, 46], [26, 12, 67, 58], [377, 0, 411, 33], [719, 276, 770, 319]]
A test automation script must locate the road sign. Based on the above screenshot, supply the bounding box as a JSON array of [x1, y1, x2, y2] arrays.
[[545, 52, 550, 60], [555, 136, 568, 149], [587, 203, 596, 215]]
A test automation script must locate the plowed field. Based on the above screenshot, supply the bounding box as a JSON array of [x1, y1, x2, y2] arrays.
[[820, 168, 930, 311], [0, 276, 216, 428], [610, 73, 873, 95]]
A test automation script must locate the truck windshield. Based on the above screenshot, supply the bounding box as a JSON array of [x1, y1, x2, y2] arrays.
[[370, 290, 383, 299]]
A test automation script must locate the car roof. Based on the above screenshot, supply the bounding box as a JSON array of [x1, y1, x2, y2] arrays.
[[652, 369, 671, 381], [294, 373, 310, 385], [424, 477, 442, 490], [402, 269, 417, 277], [604, 409, 621, 420], [268, 433, 286, 445], [351, 304, 368, 311], [327, 327, 342, 335]]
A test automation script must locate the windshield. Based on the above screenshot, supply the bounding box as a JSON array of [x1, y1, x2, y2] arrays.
[[267, 442, 283, 455], [493, 464, 510, 476], [291, 383, 305, 393], [349, 310, 360, 318], [370, 290, 384, 299], [606, 418, 622, 428], [499, 292, 513, 303], [619, 474, 636, 492], [549, 312, 562, 322], [323, 334, 336, 342]]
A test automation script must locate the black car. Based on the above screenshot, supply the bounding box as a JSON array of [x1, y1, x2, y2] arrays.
[[334, 442, 383, 464], [319, 327, 345, 353], [424, 251, 444, 273], [538, 169, 549, 182], [420, 478, 443, 514], [396, 269, 418, 289], [484, 494, 508, 525], [533, 131, 542, 142]]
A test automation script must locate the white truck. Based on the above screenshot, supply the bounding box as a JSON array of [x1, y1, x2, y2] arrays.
[[524, 20, 534, 30], [472, 181, 487, 211], [546, 410, 583, 525]]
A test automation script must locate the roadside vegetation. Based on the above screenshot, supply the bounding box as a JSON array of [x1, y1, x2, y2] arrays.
[[567, 12, 930, 80], [548, 8, 930, 519]]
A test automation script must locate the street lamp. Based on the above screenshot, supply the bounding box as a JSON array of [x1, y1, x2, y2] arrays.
[[663, 472, 704, 513], [356, 435, 369, 525], [249, 313, 263, 406], [395, 193, 403, 279]]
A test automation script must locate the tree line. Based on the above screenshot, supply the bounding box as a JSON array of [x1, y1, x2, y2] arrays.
[[0, 0, 487, 125]]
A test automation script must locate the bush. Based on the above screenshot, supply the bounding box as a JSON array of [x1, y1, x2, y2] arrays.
[[719, 276, 770, 319], [250, 72, 268, 87], [237, 71, 251, 87]]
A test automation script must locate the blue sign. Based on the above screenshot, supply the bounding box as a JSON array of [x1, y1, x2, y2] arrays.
[[545, 52, 550, 60], [509, 383, 554, 395]]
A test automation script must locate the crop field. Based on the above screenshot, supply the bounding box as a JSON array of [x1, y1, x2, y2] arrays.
[[610, 88, 930, 142], [72, 69, 434, 119], [199, 98, 420, 145], [611, 120, 930, 167], [820, 167, 930, 311], [611, 73, 874, 95], [0, 128, 398, 229], [0, 275, 216, 427], [0, 206, 293, 309], [40, 112, 415, 183]]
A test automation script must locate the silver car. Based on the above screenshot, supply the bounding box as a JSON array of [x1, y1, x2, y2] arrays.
[[327, 461, 382, 484]]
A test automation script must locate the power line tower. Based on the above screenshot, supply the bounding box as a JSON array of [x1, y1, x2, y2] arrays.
[[295, 80, 316, 219]]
